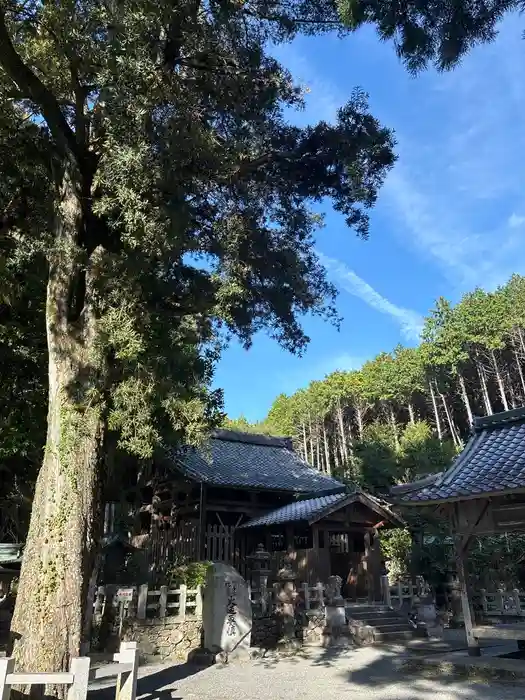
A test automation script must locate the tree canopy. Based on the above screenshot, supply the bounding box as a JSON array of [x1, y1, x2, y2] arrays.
[[0, 0, 396, 676], [339, 0, 520, 71]]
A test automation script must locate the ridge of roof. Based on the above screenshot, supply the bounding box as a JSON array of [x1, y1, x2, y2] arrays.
[[211, 429, 293, 449], [474, 407, 525, 432], [389, 472, 443, 496]]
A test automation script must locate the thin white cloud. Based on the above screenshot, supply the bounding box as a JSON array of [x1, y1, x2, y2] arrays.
[[509, 213, 525, 228], [319, 253, 424, 341], [275, 24, 525, 310], [374, 13, 525, 293]]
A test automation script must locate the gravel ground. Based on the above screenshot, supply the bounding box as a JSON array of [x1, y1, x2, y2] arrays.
[[89, 646, 525, 700]]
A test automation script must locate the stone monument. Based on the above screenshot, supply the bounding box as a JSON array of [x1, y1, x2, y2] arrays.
[[202, 562, 252, 661]]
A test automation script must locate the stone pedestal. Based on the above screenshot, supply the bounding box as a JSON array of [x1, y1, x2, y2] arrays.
[[325, 575, 346, 634], [275, 548, 298, 647], [326, 605, 346, 628], [202, 562, 252, 661]]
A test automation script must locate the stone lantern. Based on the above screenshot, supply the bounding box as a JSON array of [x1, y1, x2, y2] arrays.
[[247, 543, 271, 591], [276, 546, 298, 645]]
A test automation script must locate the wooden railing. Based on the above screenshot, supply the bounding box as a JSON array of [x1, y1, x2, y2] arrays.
[[0, 641, 138, 700], [136, 583, 202, 620], [93, 584, 203, 621]]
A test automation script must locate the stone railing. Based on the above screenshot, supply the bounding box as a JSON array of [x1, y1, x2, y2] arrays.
[[480, 588, 525, 617], [381, 576, 429, 609], [247, 581, 326, 617]]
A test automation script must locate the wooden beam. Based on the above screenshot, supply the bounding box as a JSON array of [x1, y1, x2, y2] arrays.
[[473, 625, 525, 641], [205, 502, 267, 515], [459, 500, 490, 553], [454, 504, 480, 656], [285, 524, 294, 549]]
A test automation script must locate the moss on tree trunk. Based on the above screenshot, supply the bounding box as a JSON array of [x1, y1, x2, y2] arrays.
[[10, 176, 107, 698]]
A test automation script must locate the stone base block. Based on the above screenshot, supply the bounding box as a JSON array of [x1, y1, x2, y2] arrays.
[[326, 605, 346, 630]]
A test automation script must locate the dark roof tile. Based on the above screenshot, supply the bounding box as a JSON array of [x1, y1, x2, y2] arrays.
[[399, 408, 525, 503], [240, 493, 349, 527], [169, 430, 345, 494]]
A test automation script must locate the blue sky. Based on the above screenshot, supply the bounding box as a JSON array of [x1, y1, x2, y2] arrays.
[[214, 13, 525, 423]]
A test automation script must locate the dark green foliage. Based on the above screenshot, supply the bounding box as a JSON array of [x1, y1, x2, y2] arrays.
[[0, 99, 52, 540], [339, 0, 520, 71], [0, 0, 396, 461], [165, 559, 211, 588], [350, 420, 456, 492]]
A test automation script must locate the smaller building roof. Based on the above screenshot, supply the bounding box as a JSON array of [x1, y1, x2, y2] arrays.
[[170, 429, 345, 494], [240, 490, 403, 528], [395, 407, 525, 504]]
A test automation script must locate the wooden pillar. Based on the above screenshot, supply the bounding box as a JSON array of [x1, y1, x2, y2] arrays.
[[285, 524, 294, 550], [454, 505, 480, 656], [312, 525, 319, 551], [198, 483, 207, 560]]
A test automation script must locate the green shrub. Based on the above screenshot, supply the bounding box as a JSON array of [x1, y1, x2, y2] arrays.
[[165, 558, 211, 588]]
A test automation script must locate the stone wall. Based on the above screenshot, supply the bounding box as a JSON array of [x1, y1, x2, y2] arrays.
[[251, 616, 279, 648], [122, 617, 202, 662]]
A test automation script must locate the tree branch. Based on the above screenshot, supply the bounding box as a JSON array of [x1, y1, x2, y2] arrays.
[[0, 8, 79, 161]]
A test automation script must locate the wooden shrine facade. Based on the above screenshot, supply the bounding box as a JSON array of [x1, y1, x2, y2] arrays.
[[106, 430, 401, 590], [393, 407, 525, 655]]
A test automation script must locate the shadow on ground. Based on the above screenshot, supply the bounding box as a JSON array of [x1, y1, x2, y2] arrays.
[[89, 662, 203, 700]]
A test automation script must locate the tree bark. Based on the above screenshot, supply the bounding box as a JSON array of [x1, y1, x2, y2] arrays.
[[315, 422, 321, 471], [458, 372, 473, 427], [322, 422, 331, 475], [507, 371, 517, 409], [490, 349, 509, 411], [439, 390, 461, 447], [476, 357, 493, 415], [518, 327, 525, 358], [513, 342, 525, 399], [308, 417, 314, 465], [387, 403, 399, 448], [336, 400, 348, 463], [407, 402, 415, 424], [10, 173, 107, 690], [355, 406, 364, 440], [301, 423, 308, 462], [428, 380, 442, 440]]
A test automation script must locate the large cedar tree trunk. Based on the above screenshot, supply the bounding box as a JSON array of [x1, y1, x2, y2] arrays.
[[10, 173, 107, 690]]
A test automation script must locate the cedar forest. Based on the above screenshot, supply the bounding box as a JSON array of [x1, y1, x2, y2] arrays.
[[226, 278, 525, 492], [1, 0, 525, 683]]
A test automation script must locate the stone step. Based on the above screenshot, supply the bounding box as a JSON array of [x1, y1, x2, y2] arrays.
[[349, 615, 408, 627], [373, 623, 413, 634], [347, 611, 401, 621], [374, 630, 414, 643], [346, 603, 390, 611], [349, 620, 412, 633]]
